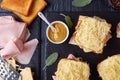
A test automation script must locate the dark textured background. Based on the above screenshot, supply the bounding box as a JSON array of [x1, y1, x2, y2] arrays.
[[0, 0, 120, 80], [41, 0, 120, 80]]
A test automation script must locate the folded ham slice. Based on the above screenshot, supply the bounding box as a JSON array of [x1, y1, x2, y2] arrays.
[[0, 21, 26, 48], [0, 16, 38, 64], [116, 22, 120, 38], [14, 39, 38, 64], [0, 39, 21, 59], [0, 16, 15, 24]]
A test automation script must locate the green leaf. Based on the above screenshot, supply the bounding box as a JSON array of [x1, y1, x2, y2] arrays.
[[43, 52, 58, 70], [60, 13, 73, 28], [72, 0, 92, 7]]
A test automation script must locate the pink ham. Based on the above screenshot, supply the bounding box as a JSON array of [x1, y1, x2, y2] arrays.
[[52, 54, 77, 80], [67, 54, 77, 60], [0, 39, 21, 59], [116, 22, 120, 38], [0, 16, 38, 64], [14, 39, 38, 64], [0, 16, 15, 24], [0, 19, 27, 48]]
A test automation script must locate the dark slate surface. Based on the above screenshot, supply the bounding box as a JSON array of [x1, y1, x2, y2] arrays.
[[41, 11, 120, 80], [0, 0, 120, 80], [45, 0, 120, 12]]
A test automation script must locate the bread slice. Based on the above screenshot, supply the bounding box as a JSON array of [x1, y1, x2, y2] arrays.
[[14, 0, 47, 25], [0, 0, 32, 16], [97, 54, 120, 80], [55, 59, 90, 80], [73, 16, 111, 54], [20, 67, 33, 80]]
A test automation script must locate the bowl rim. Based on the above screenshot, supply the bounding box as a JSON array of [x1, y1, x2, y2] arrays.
[[46, 21, 69, 44]]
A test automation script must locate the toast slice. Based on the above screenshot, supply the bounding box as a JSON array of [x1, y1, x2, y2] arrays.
[[55, 59, 90, 80], [97, 54, 120, 80], [20, 67, 33, 80], [14, 0, 47, 25], [72, 16, 112, 54], [0, 0, 32, 16]]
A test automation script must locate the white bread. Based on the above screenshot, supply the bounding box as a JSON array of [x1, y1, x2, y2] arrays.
[[55, 59, 90, 80], [97, 54, 120, 80], [73, 16, 112, 54]]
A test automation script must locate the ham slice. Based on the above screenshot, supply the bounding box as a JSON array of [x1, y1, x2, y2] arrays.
[[0, 16, 38, 64], [0, 16, 15, 24], [0, 39, 21, 59], [116, 22, 120, 38], [0, 21, 26, 48], [14, 39, 38, 64], [52, 54, 77, 80]]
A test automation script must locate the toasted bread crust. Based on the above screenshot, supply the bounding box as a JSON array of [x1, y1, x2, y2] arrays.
[[1, 0, 33, 16], [14, 0, 47, 25]]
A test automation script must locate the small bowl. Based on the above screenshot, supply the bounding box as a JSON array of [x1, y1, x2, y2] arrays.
[[46, 21, 69, 44]]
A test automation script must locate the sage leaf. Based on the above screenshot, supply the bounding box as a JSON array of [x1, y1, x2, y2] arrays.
[[72, 0, 92, 7], [43, 52, 58, 70], [60, 13, 73, 28]]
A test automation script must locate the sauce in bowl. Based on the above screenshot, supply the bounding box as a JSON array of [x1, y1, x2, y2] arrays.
[[46, 21, 69, 44]]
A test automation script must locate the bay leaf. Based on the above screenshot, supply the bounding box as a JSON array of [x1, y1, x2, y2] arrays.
[[72, 0, 92, 7], [43, 52, 58, 70], [60, 13, 73, 28]]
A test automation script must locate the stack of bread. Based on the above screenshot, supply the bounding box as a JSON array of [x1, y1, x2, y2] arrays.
[[0, 0, 47, 25]]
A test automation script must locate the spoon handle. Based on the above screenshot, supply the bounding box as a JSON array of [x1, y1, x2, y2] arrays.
[[38, 12, 55, 31], [38, 12, 51, 25]]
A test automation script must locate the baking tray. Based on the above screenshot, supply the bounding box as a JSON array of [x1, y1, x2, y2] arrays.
[[0, 8, 41, 80], [41, 11, 120, 80]]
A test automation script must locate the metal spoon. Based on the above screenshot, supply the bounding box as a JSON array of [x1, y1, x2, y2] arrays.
[[38, 12, 55, 32]]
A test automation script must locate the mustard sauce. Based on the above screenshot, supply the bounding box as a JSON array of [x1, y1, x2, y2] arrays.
[[48, 22, 67, 42]]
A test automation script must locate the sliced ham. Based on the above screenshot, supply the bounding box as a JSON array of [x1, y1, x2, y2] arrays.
[[0, 39, 21, 59], [116, 22, 120, 38], [67, 54, 77, 60], [14, 39, 38, 64], [0, 16, 38, 64], [0, 16, 15, 24], [0, 19, 27, 48]]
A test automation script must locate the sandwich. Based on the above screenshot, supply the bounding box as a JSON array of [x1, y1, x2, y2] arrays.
[[69, 16, 112, 54], [97, 54, 120, 80], [53, 54, 90, 80], [0, 0, 33, 16]]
